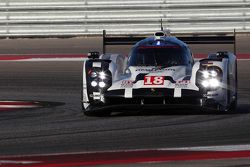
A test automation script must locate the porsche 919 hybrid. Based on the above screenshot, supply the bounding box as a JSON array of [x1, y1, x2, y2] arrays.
[[81, 31, 237, 116]]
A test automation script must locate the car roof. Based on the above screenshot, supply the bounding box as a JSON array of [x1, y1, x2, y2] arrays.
[[134, 36, 188, 48]]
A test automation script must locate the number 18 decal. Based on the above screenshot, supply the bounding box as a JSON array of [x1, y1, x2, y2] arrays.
[[144, 76, 164, 85]]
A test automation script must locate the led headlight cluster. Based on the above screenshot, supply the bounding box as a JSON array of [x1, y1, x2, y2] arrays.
[[89, 70, 109, 88], [201, 77, 220, 88], [200, 69, 221, 88]]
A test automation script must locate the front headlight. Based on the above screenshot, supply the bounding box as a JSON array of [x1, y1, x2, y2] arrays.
[[201, 80, 210, 88], [99, 71, 106, 79], [202, 71, 210, 79], [201, 78, 220, 88], [202, 70, 218, 78], [90, 71, 98, 78], [99, 81, 106, 88], [209, 78, 220, 87], [88, 68, 112, 89], [197, 66, 223, 90], [210, 70, 218, 77], [91, 81, 98, 87]]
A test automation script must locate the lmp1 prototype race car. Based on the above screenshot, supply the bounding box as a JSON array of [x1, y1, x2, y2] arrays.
[[81, 30, 237, 116]]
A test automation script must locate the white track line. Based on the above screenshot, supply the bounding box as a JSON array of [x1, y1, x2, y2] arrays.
[[0, 160, 41, 165], [160, 144, 250, 152]]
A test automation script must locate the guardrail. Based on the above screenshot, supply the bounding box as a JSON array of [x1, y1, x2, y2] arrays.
[[0, 0, 249, 37]]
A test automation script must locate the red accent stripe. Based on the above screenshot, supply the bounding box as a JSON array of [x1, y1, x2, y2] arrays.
[[139, 46, 181, 49], [235, 54, 250, 59], [0, 53, 250, 60], [0, 101, 37, 105], [0, 101, 41, 111], [2, 150, 250, 167], [0, 54, 87, 60], [194, 54, 208, 58]]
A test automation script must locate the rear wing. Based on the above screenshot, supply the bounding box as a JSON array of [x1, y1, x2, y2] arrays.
[[102, 30, 236, 55]]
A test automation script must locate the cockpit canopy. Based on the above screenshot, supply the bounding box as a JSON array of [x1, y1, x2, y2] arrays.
[[128, 45, 191, 67]]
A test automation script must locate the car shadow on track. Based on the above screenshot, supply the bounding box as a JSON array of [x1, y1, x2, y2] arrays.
[[107, 104, 250, 117]]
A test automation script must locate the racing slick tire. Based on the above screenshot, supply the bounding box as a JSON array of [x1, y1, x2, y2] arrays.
[[82, 109, 111, 117], [219, 61, 238, 113], [81, 102, 111, 117], [229, 61, 238, 113], [82, 104, 111, 117]]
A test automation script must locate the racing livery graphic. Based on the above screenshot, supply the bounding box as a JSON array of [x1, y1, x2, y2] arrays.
[[82, 31, 237, 116]]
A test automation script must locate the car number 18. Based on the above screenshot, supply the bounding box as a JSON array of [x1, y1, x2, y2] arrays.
[[144, 76, 164, 85]]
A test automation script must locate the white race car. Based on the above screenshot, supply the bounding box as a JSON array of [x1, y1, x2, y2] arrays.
[[81, 31, 237, 116]]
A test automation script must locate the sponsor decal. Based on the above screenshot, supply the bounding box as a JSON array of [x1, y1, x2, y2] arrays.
[[121, 80, 134, 88], [175, 80, 190, 88], [144, 76, 164, 85], [136, 68, 175, 72]]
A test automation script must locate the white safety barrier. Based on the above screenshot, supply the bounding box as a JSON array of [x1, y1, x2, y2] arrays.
[[0, 0, 249, 37]]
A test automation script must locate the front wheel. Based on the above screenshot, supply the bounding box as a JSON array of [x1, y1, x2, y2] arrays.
[[82, 104, 111, 117], [229, 61, 238, 113], [229, 98, 237, 113], [83, 110, 111, 117]]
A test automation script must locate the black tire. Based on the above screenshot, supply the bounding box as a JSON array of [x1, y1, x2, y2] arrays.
[[83, 110, 111, 117], [83, 109, 95, 116], [82, 106, 111, 117], [229, 61, 238, 113], [218, 63, 231, 113], [218, 62, 232, 113], [216, 104, 229, 113], [229, 99, 237, 113]]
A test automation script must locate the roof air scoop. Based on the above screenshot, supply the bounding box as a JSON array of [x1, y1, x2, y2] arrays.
[[154, 31, 166, 40], [154, 30, 171, 40], [154, 19, 171, 40]]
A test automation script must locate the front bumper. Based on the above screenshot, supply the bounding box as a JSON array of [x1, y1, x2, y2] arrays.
[[85, 88, 221, 111], [105, 88, 202, 101]]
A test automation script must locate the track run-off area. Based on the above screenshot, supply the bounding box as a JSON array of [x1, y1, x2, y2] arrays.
[[0, 36, 250, 166]]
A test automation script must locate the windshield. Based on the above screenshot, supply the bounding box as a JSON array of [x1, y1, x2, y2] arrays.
[[128, 46, 188, 67]]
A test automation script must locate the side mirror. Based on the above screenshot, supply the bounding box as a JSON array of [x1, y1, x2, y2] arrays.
[[88, 52, 100, 59]]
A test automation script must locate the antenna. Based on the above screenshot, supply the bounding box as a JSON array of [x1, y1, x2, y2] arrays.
[[160, 19, 163, 31]]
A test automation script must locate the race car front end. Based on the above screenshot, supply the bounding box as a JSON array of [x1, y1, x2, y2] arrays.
[[82, 31, 237, 115], [82, 59, 230, 113]]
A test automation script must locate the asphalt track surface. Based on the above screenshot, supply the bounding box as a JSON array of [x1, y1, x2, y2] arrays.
[[0, 36, 250, 166]]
